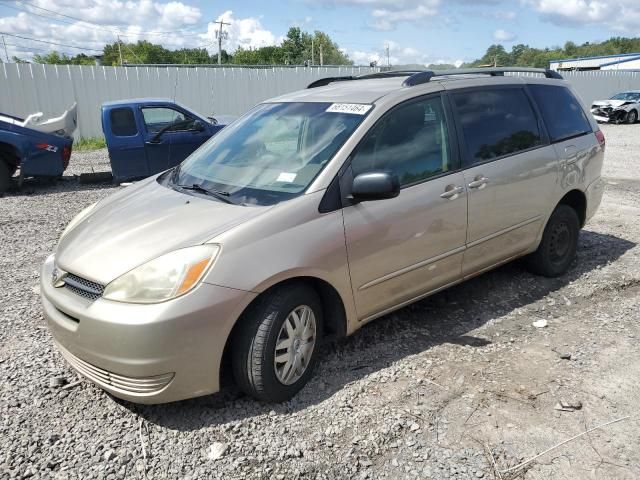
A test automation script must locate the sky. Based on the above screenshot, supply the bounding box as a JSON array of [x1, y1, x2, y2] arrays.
[[0, 0, 639, 66]]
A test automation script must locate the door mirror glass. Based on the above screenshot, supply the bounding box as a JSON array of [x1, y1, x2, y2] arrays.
[[351, 170, 400, 201], [192, 120, 205, 132]]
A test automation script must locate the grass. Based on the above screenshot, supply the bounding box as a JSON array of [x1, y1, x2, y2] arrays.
[[73, 137, 106, 151]]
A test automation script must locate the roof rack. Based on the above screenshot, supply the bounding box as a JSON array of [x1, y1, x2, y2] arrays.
[[306, 67, 563, 89]]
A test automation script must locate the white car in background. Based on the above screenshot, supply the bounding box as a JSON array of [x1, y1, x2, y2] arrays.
[[591, 91, 640, 124]]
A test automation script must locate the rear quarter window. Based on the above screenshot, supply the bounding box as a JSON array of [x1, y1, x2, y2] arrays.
[[452, 87, 542, 164], [110, 108, 137, 137], [529, 85, 592, 143]]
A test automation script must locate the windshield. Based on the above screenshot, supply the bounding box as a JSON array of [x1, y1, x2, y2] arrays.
[[171, 102, 370, 206], [610, 92, 640, 101]]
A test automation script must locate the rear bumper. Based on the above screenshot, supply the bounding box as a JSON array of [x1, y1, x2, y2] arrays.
[[40, 254, 256, 403], [585, 176, 605, 224]]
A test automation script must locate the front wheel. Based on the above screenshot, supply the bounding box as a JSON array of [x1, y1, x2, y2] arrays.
[[232, 284, 323, 402], [0, 161, 13, 194], [626, 110, 638, 124], [526, 204, 580, 277]]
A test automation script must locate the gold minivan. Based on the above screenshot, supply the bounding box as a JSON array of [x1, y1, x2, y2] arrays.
[[41, 68, 605, 403]]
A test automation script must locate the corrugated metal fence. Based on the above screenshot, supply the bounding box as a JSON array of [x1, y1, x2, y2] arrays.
[[1, 65, 639, 138], [0, 64, 377, 138]]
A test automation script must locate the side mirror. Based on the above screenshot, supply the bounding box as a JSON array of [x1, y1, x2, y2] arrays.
[[351, 171, 400, 202], [192, 120, 205, 132]]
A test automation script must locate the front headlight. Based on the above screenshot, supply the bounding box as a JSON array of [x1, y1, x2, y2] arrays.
[[59, 202, 98, 243], [102, 244, 220, 304]]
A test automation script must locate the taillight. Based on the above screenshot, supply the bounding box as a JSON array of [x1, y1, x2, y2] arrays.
[[62, 145, 72, 170], [594, 130, 605, 150]]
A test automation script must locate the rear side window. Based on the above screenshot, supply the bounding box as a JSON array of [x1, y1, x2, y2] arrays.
[[110, 108, 137, 137], [452, 88, 542, 164], [529, 85, 592, 142]]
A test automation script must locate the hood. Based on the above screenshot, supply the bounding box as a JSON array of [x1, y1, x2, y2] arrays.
[[56, 178, 268, 285], [592, 99, 629, 108]]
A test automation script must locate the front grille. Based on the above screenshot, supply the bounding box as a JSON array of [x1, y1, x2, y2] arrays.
[[64, 273, 104, 301], [57, 343, 174, 396]]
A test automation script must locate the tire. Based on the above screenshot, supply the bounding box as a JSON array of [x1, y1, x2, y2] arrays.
[[526, 204, 580, 277], [231, 283, 323, 402], [0, 161, 13, 194], [626, 110, 638, 124]]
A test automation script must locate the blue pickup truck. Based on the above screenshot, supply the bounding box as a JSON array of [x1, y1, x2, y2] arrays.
[[102, 99, 230, 182], [0, 104, 76, 193]]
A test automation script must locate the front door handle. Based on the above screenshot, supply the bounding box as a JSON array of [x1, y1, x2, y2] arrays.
[[468, 175, 489, 189], [440, 185, 464, 199]]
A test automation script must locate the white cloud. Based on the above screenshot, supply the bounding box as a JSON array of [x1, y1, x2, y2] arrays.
[[199, 11, 278, 53], [493, 29, 516, 42], [525, 0, 640, 33], [348, 40, 463, 67], [0, 0, 206, 59], [314, 0, 442, 30], [494, 10, 517, 20]]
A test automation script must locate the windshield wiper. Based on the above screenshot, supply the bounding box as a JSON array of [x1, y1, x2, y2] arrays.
[[176, 183, 237, 205]]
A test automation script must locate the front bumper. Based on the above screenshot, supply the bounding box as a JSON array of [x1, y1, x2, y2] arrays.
[[591, 108, 627, 123], [40, 254, 256, 404]]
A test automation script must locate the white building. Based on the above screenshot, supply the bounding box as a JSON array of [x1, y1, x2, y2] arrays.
[[549, 53, 640, 71]]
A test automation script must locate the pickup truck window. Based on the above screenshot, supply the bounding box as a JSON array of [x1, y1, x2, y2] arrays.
[[171, 102, 369, 206], [142, 107, 194, 133], [110, 108, 137, 137]]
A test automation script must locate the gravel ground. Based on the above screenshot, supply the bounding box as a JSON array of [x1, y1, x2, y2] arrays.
[[1, 123, 639, 480]]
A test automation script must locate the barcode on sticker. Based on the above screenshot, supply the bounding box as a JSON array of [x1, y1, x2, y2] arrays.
[[326, 103, 372, 115]]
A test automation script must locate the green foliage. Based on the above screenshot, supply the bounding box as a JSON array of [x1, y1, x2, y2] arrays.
[[33, 51, 96, 65], [73, 137, 106, 151], [464, 36, 640, 69], [232, 28, 352, 65]]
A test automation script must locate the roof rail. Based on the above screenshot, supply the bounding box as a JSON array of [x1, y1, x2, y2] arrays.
[[402, 67, 563, 86], [306, 70, 424, 89], [306, 67, 563, 89]]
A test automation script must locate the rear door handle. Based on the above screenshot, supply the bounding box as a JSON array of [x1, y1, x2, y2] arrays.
[[440, 185, 464, 199], [468, 176, 489, 189]]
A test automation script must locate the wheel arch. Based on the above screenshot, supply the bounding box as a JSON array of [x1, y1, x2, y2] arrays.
[[557, 189, 587, 227], [218, 275, 349, 388], [0, 141, 22, 167]]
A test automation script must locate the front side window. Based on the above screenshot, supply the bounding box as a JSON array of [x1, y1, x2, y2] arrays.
[[529, 85, 592, 142], [141, 107, 195, 133], [351, 96, 451, 186], [453, 88, 542, 164], [172, 102, 368, 206]]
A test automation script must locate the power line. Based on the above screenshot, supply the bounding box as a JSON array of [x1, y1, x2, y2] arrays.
[[8, 1, 210, 37], [0, 31, 103, 52]]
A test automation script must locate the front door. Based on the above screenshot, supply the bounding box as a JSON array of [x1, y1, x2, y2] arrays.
[[140, 106, 209, 175], [342, 94, 468, 320], [449, 86, 559, 276]]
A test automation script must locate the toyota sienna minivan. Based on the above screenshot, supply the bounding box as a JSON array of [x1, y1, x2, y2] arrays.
[[41, 68, 605, 403]]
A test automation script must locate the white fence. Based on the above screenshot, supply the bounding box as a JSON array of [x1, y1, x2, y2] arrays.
[[1, 65, 640, 138], [0, 64, 377, 138]]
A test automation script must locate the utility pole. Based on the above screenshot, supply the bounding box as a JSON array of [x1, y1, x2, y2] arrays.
[[2, 35, 9, 63], [117, 34, 123, 66], [386, 43, 390, 68], [215, 19, 230, 65], [319, 42, 323, 66], [311, 37, 314, 66]]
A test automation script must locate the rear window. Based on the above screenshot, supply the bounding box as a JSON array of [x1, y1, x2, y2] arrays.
[[110, 108, 137, 137], [452, 88, 542, 164], [529, 85, 592, 143]]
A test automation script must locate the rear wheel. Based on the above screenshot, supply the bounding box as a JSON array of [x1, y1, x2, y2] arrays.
[[626, 109, 638, 124], [526, 204, 580, 277], [232, 284, 323, 402], [0, 160, 13, 194]]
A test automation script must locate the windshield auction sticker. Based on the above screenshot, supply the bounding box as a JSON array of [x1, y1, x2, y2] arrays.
[[326, 103, 373, 115]]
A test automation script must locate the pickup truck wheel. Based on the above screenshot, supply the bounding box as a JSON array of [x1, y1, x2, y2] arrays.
[[232, 284, 323, 403], [626, 110, 638, 124], [526, 204, 579, 278], [0, 161, 13, 194]]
